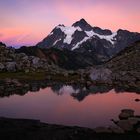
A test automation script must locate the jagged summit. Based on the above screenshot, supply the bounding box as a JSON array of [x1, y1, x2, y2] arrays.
[[72, 18, 88, 26], [72, 18, 92, 31], [78, 18, 87, 23], [57, 24, 65, 27]]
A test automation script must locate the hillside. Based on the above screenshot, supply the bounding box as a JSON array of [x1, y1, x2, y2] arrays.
[[89, 41, 140, 92], [106, 41, 140, 72], [16, 46, 102, 70]]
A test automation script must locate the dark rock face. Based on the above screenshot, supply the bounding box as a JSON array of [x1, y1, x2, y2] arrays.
[[93, 27, 112, 35], [36, 18, 140, 61], [38, 27, 65, 49], [72, 18, 93, 31], [111, 29, 140, 55]]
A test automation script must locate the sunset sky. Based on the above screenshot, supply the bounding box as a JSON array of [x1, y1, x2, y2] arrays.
[[0, 0, 140, 47]]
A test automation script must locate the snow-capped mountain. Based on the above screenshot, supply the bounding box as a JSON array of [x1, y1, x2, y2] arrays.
[[36, 19, 140, 59]]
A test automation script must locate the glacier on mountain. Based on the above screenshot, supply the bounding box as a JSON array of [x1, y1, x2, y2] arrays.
[[56, 25, 82, 45]]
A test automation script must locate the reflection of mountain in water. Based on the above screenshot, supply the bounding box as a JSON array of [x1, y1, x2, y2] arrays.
[[51, 84, 113, 101], [0, 79, 139, 101], [51, 83, 140, 101]]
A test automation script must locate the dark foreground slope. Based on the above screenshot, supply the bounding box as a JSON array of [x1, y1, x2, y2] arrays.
[[106, 40, 140, 90], [0, 117, 140, 140]]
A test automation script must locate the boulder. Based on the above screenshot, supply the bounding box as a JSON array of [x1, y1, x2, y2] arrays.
[[32, 57, 40, 65], [90, 68, 112, 83], [32, 57, 41, 68], [16, 53, 27, 58], [5, 62, 17, 72], [128, 117, 140, 125], [0, 63, 5, 71], [21, 55, 29, 61], [135, 99, 140, 102], [117, 120, 134, 131], [119, 109, 134, 120], [63, 72, 69, 77]]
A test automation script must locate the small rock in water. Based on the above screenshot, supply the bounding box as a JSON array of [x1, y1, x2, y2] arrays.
[[119, 109, 134, 120], [128, 117, 140, 125], [109, 126, 124, 134], [117, 120, 134, 131], [135, 99, 140, 102]]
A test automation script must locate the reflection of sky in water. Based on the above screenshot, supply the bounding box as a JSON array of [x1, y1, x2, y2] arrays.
[[0, 86, 140, 128]]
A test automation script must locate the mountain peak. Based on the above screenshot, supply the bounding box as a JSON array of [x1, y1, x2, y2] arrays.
[[72, 18, 91, 30], [57, 24, 65, 27], [72, 18, 88, 26], [78, 18, 88, 24], [37, 19, 140, 60]]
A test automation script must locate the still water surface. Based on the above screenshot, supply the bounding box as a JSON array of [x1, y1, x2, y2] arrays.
[[0, 85, 140, 128]]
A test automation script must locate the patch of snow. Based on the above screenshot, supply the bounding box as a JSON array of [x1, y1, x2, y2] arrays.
[[53, 38, 61, 46], [49, 31, 53, 36], [72, 37, 89, 50], [56, 25, 82, 44], [85, 31, 117, 44], [72, 30, 117, 50], [58, 85, 80, 95]]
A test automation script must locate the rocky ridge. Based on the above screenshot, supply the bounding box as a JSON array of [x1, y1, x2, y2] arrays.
[[0, 42, 65, 73], [88, 41, 140, 92], [16, 46, 101, 70]]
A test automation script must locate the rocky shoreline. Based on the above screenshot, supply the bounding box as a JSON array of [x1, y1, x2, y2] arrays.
[[0, 41, 140, 93], [0, 109, 140, 140], [0, 77, 140, 100]]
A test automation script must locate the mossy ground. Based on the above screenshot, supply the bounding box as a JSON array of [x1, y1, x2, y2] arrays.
[[0, 72, 46, 81], [0, 72, 81, 82]]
